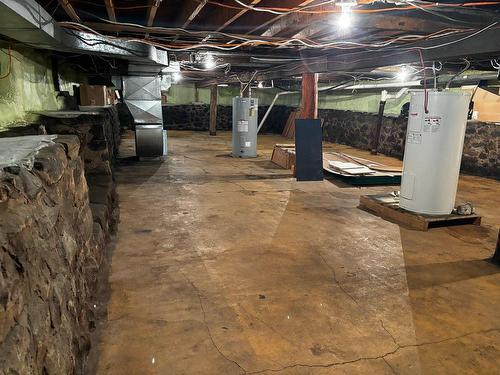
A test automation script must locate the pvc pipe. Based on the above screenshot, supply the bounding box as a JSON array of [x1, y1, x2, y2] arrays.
[[257, 91, 297, 133]]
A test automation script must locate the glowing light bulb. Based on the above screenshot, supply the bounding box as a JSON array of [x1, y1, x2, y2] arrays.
[[257, 81, 264, 88], [338, 8, 352, 29], [172, 72, 182, 83], [204, 54, 216, 69], [396, 66, 410, 82], [335, 0, 356, 30]]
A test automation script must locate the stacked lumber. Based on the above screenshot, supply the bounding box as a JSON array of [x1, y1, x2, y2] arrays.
[[323, 152, 402, 176], [282, 109, 301, 139]]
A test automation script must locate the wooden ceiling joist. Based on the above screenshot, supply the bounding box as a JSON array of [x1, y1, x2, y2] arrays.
[[179, 0, 208, 29], [104, 0, 116, 22], [58, 0, 81, 22], [199, 27, 500, 85], [147, 0, 162, 27], [214, 0, 262, 32]]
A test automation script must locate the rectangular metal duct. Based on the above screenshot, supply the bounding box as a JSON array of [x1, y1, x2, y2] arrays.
[[0, 0, 168, 66]]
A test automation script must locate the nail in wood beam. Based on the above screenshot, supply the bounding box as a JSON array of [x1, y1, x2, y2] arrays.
[[300, 73, 318, 119], [58, 0, 81, 22], [209, 85, 218, 136]]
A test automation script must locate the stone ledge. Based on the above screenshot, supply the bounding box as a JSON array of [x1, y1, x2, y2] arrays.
[[0, 135, 100, 374]]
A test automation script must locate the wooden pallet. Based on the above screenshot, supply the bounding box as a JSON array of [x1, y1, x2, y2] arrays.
[[358, 194, 482, 231]]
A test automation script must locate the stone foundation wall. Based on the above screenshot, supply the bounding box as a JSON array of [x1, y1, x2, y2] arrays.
[[162, 104, 498, 177], [162, 104, 293, 134], [320, 109, 499, 178], [0, 136, 99, 374], [40, 108, 121, 240], [1, 107, 122, 240], [0, 107, 122, 374]]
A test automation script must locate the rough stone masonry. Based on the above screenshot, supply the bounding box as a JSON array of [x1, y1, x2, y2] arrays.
[[0, 136, 100, 374]]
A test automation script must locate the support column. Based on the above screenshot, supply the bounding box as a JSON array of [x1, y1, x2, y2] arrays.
[[194, 86, 200, 103], [209, 85, 218, 136], [300, 73, 318, 119], [371, 96, 387, 154]]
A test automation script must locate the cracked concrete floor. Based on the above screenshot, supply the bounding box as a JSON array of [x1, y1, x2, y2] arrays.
[[88, 131, 500, 375]]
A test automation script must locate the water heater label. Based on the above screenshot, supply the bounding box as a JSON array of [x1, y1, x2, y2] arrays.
[[424, 116, 441, 133], [237, 120, 249, 132], [245, 141, 251, 147], [407, 131, 422, 144]]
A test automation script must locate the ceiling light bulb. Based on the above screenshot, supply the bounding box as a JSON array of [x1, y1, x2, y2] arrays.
[[396, 66, 410, 82], [338, 9, 352, 29], [258, 81, 264, 88], [204, 54, 216, 69], [172, 72, 182, 83]]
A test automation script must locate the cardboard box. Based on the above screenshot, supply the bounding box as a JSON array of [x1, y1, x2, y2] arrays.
[[106, 88, 118, 105], [80, 84, 108, 106], [472, 87, 500, 122], [271, 144, 296, 171]]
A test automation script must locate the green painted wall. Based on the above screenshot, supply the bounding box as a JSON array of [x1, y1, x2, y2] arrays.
[[0, 44, 85, 130], [165, 83, 409, 116]]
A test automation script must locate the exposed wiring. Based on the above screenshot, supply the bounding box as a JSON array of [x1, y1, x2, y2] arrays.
[[208, 0, 500, 14], [414, 48, 428, 113], [446, 58, 471, 89], [60, 21, 473, 52], [231, 0, 338, 15]]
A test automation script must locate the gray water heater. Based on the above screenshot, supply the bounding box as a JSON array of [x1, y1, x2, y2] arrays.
[[232, 96, 258, 157]]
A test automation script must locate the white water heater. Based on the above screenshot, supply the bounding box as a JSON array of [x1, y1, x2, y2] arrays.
[[232, 97, 258, 157], [400, 90, 471, 215]]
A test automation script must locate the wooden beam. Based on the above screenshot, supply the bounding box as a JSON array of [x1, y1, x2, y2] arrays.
[[58, 0, 81, 22], [199, 26, 500, 85], [147, 0, 161, 27], [248, 0, 316, 35], [300, 73, 318, 119], [104, 0, 116, 22], [83, 22, 284, 42], [179, 0, 208, 29], [209, 85, 218, 136], [215, 0, 261, 32]]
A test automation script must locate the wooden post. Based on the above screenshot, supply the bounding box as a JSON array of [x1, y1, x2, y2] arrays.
[[371, 99, 387, 154], [194, 86, 200, 103], [300, 72, 318, 119], [209, 85, 218, 136]]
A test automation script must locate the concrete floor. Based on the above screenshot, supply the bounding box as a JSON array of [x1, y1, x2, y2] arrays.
[[89, 131, 500, 375]]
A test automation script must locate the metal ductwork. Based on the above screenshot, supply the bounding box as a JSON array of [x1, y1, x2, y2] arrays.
[[0, 0, 169, 158], [123, 68, 167, 158], [0, 0, 168, 65]]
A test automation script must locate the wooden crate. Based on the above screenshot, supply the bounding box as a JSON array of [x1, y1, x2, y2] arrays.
[[358, 194, 482, 231], [271, 144, 296, 170]]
